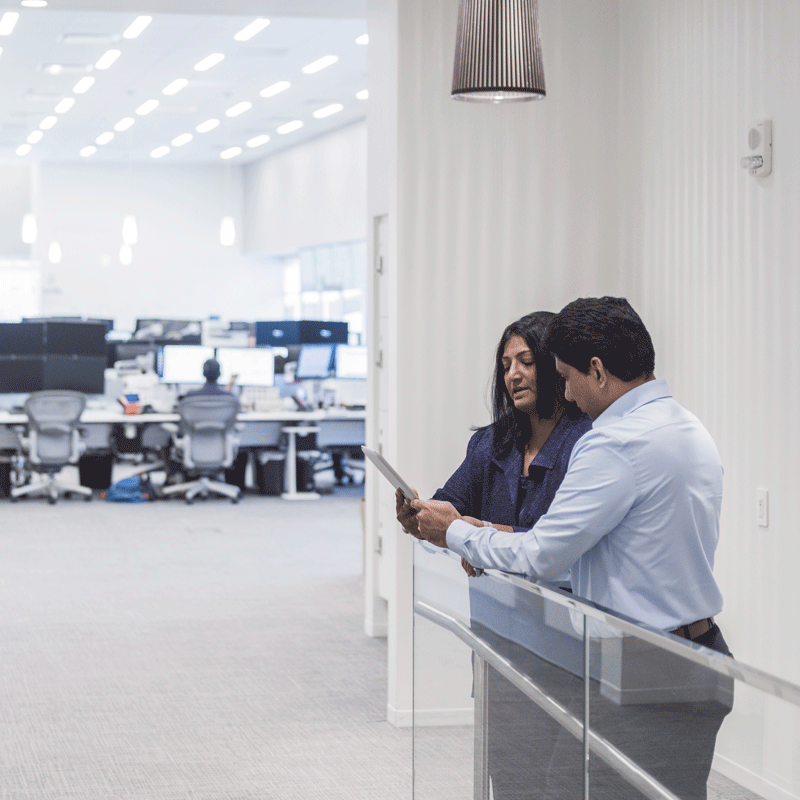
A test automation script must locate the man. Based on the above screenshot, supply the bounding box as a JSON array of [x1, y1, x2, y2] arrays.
[[186, 358, 235, 396], [411, 296, 729, 654], [410, 297, 733, 799]]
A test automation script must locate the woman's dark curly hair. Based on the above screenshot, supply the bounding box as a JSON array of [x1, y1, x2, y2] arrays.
[[487, 311, 581, 458]]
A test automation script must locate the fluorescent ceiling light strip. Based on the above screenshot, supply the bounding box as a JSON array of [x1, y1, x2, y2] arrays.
[[80, 145, 96, 157], [260, 80, 290, 98], [95, 49, 121, 70], [220, 147, 242, 160], [16, 144, 31, 156], [356, 89, 368, 100], [0, 47, 3, 57], [136, 99, 159, 115], [96, 132, 114, 145], [122, 16, 151, 39], [55, 97, 75, 113], [0, 12, 19, 36], [39, 116, 57, 130], [312, 103, 343, 119], [171, 133, 193, 147], [22, 0, 48, 7], [196, 119, 219, 133], [73, 76, 95, 94], [246, 134, 270, 148], [163, 78, 188, 96], [356, 34, 369, 45], [276, 120, 303, 135], [151, 146, 170, 159], [225, 101, 252, 117], [194, 53, 224, 72], [114, 117, 135, 131], [27, 130, 44, 144], [301, 55, 338, 74], [234, 18, 269, 41]]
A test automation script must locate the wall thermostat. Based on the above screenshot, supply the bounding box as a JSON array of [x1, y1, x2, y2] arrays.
[[741, 120, 772, 177]]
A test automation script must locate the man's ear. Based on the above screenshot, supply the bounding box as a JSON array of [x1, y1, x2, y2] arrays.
[[589, 356, 607, 386]]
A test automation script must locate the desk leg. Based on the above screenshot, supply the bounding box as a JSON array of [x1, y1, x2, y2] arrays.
[[281, 429, 319, 500]]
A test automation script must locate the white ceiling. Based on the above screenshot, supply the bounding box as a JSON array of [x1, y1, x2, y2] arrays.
[[0, 2, 368, 165]]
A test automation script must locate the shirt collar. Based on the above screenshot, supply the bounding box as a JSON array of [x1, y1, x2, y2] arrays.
[[592, 378, 672, 428], [530, 412, 580, 470]]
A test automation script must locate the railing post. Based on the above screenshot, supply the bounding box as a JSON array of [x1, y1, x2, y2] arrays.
[[473, 654, 490, 800]]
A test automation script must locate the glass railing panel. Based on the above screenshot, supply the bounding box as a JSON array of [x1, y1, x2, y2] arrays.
[[413, 542, 800, 800]]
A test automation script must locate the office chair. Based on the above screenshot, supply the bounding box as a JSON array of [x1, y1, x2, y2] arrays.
[[11, 390, 92, 504], [161, 394, 242, 504], [314, 418, 366, 486]]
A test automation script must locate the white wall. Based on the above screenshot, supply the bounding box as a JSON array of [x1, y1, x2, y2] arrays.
[[0, 164, 33, 258], [32, 162, 284, 331], [243, 121, 367, 255]]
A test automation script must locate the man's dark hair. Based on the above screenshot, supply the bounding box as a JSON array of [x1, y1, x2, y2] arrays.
[[203, 358, 221, 383], [543, 297, 656, 381], [487, 311, 582, 458]]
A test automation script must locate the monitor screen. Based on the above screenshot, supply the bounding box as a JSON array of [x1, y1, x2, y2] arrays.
[[334, 345, 368, 380], [0, 357, 44, 393], [44, 355, 106, 394], [0, 322, 45, 356], [215, 347, 275, 387], [295, 344, 334, 380], [45, 322, 107, 356], [158, 345, 215, 384], [255, 320, 301, 346], [298, 320, 348, 344]]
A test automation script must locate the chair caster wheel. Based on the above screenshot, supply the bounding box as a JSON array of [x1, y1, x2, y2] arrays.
[[231, 496, 240, 504], [185, 497, 194, 505], [9, 495, 18, 503], [84, 494, 92, 502], [48, 496, 56, 505]]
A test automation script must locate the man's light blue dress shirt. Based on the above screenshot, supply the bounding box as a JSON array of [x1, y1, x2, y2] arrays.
[[446, 379, 724, 630]]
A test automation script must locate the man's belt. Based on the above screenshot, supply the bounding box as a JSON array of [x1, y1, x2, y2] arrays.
[[670, 617, 715, 640]]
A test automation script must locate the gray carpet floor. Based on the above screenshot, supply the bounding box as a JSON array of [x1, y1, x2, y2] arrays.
[[0, 483, 413, 800]]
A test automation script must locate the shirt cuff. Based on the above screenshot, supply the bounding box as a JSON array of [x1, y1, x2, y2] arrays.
[[445, 518, 480, 554]]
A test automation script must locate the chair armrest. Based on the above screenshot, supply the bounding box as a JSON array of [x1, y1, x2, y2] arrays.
[[161, 423, 179, 435], [39, 423, 72, 435]]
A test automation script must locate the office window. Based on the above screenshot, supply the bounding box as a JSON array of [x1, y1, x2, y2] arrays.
[[0, 261, 41, 321]]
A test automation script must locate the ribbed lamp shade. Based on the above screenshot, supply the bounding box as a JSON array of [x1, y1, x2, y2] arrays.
[[452, 0, 546, 103]]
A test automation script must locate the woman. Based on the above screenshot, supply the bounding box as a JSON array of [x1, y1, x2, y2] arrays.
[[396, 310, 590, 569], [396, 310, 592, 799]]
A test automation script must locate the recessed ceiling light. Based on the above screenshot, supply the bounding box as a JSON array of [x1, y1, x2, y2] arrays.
[[225, 101, 252, 118], [16, 143, 31, 156], [39, 116, 57, 130], [194, 53, 225, 72], [0, 46, 3, 57], [22, 1, 48, 7], [312, 103, 343, 119], [356, 34, 369, 45], [196, 119, 220, 133], [54, 98, 76, 113], [171, 133, 193, 147], [260, 81, 290, 98], [62, 33, 119, 45], [136, 99, 159, 115], [122, 16, 152, 39], [80, 145, 97, 157], [95, 49, 121, 70], [220, 147, 242, 160], [73, 76, 95, 94], [234, 18, 270, 42], [246, 134, 270, 148], [276, 120, 303, 135], [151, 146, 170, 159], [43, 63, 90, 75], [356, 89, 369, 100], [96, 132, 114, 145], [27, 130, 43, 144], [114, 117, 135, 131], [302, 55, 338, 74], [0, 12, 20, 36], [163, 78, 188, 96]]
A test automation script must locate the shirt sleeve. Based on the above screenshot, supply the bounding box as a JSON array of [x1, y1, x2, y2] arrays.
[[431, 430, 485, 517], [445, 430, 637, 580]]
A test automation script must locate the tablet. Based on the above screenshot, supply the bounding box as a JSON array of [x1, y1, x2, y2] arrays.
[[361, 446, 417, 501]]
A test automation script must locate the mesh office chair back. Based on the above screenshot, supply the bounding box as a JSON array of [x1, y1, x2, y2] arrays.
[[177, 394, 240, 470], [24, 390, 86, 465]]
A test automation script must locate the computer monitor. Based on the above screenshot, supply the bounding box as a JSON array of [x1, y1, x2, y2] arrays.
[[298, 320, 348, 344], [0, 322, 45, 356], [135, 319, 202, 342], [158, 345, 215, 384], [45, 321, 107, 356], [334, 345, 368, 380], [216, 347, 275, 387], [255, 321, 301, 347], [0, 357, 44, 393], [44, 355, 106, 394], [295, 344, 334, 380]]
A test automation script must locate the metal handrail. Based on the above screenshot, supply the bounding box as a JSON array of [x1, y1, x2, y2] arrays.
[[415, 601, 682, 800]]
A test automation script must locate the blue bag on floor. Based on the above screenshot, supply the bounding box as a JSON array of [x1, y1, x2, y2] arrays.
[[103, 474, 156, 503]]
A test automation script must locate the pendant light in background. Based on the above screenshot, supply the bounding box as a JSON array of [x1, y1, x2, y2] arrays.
[[122, 214, 138, 245], [220, 215, 236, 247], [119, 243, 133, 265], [451, 0, 546, 103], [48, 241, 62, 264], [21, 212, 37, 244]]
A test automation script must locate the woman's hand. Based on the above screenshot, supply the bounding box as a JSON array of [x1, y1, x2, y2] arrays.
[[396, 487, 420, 536]]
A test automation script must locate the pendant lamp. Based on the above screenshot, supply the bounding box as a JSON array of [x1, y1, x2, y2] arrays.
[[451, 0, 546, 103]]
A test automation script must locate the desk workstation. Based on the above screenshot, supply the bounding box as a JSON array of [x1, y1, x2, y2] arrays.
[[0, 318, 367, 501]]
